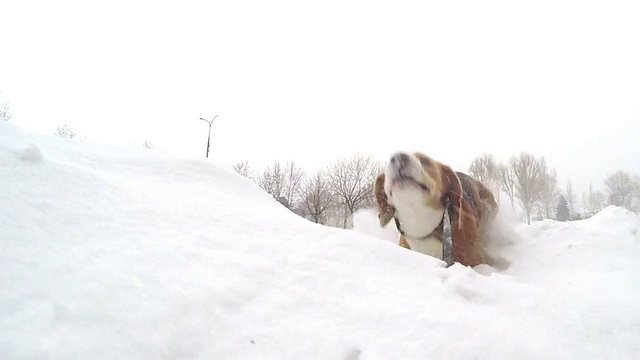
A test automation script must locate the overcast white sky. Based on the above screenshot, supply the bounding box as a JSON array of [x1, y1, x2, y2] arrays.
[[1, 0, 639, 196]]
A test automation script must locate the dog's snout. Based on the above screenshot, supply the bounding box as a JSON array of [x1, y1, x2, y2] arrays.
[[390, 153, 410, 167]]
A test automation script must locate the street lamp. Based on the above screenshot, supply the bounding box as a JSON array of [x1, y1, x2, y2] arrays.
[[199, 114, 219, 158]]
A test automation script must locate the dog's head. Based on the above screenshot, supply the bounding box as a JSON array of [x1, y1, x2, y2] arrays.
[[374, 151, 464, 227]]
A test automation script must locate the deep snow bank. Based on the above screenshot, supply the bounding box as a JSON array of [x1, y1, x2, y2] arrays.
[[2, 122, 640, 359]]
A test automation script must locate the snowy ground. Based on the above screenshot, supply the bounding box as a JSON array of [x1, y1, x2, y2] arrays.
[[2, 122, 640, 359]]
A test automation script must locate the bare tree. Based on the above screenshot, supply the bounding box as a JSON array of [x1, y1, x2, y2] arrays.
[[54, 124, 77, 139], [257, 160, 305, 210], [257, 160, 286, 202], [327, 153, 383, 228], [566, 179, 575, 216], [233, 161, 254, 180], [592, 192, 606, 214], [468, 153, 501, 201], [498, 163, 516, 210], [142, 140, 155, 149], [509, 152, 547, 225], [604, 170, 636, 209], [300, 169, 335, 224], [582, 181, 606, 216], [0, 93, 10, 122], [537, 168, 558, 219], [281, 161, 306, 208]]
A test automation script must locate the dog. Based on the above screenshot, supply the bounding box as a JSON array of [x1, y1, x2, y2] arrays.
[[374, 151, 499, 268]]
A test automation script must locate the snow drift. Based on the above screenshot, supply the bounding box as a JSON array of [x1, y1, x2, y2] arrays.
[[2, 122, 639, 359]]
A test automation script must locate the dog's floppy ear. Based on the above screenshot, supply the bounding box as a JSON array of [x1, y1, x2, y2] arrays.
[[439, 164, 487, 266], [374, 173, 395, 227], [439, 164, 467, 230]]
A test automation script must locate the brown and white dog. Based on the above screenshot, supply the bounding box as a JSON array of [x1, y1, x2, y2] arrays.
[[374, 151, 499, 268]]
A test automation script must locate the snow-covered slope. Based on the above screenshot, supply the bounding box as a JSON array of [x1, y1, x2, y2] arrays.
[[2, 122, 639, 359]]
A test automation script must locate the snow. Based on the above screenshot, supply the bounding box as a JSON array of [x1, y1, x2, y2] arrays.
[[2, 121, 640, 359]]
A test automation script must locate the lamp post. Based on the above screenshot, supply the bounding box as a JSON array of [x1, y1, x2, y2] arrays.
[[199, 114, 219, 158]]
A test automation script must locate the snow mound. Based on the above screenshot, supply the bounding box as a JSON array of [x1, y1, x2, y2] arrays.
[[2, 121, 640, 359], [588, 205, 637, 222], [580, 205, 639, 235], [351, 208, 398, 244]]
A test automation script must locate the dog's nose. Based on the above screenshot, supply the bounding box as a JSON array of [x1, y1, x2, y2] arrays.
[[390, 152, 410, 167]]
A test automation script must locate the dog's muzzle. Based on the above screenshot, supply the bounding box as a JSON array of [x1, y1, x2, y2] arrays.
[[387, 152, 430, 192], [390, 152, 411, 169]]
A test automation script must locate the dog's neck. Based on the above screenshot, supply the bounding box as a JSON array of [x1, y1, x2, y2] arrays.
[[389, 187, 444, 240]]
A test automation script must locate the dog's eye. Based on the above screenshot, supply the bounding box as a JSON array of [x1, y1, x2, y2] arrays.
[[419, 158, 430, 167]]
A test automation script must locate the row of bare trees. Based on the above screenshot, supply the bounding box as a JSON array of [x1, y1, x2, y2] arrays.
[[233, 154, 383, 228], [468, 152, 559, 224], [469, 152, 640, 223]]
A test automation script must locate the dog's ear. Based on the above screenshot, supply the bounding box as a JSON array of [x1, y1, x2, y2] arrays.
[[439, 164, 488, 267], [374, 173, 395, 227], [439, 164, 467, 230]]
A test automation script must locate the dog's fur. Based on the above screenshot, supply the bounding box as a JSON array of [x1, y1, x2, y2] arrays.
[[374, 151, 499, 267]]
